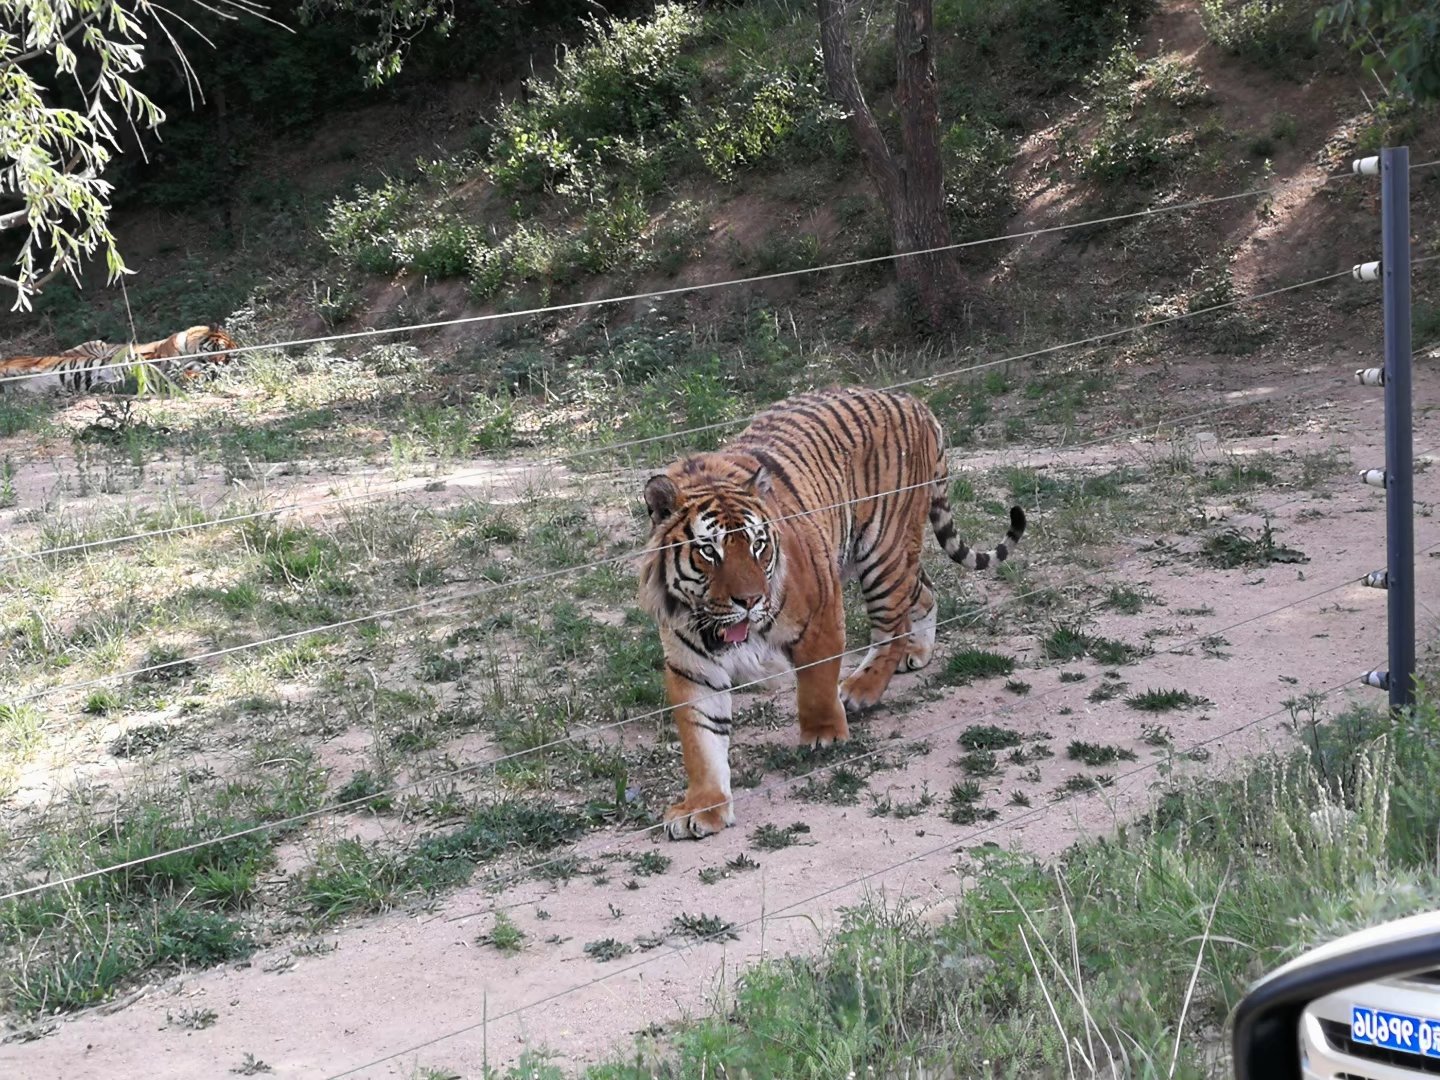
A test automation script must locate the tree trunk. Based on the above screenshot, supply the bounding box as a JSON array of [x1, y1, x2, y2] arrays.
[[817, 0, 962, 327]]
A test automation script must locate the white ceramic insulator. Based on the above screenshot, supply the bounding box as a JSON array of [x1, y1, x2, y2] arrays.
[[1353, 156, 1381, 176], [1353, 261, 1382, 282], [1361, 669, 1389, 690], [1362, 569, 1388, 589], [1360, 468, 1387, 487], [1355, 367, 1385, 387]]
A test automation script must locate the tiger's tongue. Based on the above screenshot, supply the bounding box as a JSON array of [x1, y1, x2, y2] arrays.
[[723, 620, 750, 644]]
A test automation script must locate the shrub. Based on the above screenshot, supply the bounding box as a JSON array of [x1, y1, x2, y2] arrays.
[[394, 216, 478, 279], [942, 114, 1015, 238], [489, 4, 703, 198], [693, 63, 842, 181], [1200, 0, 1317, 66], [1079, 45, 1202, 185], [578, 190, 650, 274], [322, 179, 414, 274]]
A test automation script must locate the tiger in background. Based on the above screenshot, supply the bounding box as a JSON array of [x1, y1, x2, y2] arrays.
[[639, 386, 1026, 839], [130, 325, 239, 376], [0, 325, 238, 394]]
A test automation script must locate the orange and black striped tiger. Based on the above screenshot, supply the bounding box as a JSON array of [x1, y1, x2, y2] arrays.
[[0, 339, 129, 393], [639, 386, 1025, 839], [130, 325, 239, 377], [0, 325, 238, 393]]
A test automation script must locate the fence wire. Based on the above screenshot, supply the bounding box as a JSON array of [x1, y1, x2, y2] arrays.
[[8, 163, 1419, 390], [321, 660, 1381, 1079], [0, 265, 1355, 566]]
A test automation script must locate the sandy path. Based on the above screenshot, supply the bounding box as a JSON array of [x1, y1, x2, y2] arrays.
[[4, 358, 1437, 1078]]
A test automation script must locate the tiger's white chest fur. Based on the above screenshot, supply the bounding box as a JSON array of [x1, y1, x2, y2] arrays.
[[662, 606, 806, 694], [712, 634, 791, 686]]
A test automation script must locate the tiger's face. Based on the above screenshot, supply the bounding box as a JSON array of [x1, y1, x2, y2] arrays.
[[641, 456, 781, 653], [181, 327, 238, 376], [148, 327, 238, 379]]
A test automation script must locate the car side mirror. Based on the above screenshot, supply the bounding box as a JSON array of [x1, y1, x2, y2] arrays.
[[1233, 910, 1440, 1079]]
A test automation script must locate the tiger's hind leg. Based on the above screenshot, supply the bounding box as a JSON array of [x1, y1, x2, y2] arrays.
[[842, 502, 933, 712], [900, 570, 938, 673], [839, 567, 924, 715]]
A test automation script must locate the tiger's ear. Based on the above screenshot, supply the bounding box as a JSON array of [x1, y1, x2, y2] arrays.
[[747, 464, 772, 497], [644, 475, 679, 526]]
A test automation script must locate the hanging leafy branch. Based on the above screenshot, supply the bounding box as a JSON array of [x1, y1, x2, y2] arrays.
[[299, 0, 453, 87], [1318, 1, 1440, 102], [0, 0, 266, 311]]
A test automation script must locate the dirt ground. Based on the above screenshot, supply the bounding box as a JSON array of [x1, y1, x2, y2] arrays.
[[3, 343, 1437, 1079]]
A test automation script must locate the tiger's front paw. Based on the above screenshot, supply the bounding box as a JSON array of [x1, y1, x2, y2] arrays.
[[663, 790, 734, 840], [799, 714, 850, 748]]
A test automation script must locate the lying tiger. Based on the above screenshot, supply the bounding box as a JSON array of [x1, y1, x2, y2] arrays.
[[0, 325, 238, 393], [640, 386, 1026, 839]]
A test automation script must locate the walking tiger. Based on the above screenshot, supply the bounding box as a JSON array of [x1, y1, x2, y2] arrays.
[[639, 386, 1025, 839]]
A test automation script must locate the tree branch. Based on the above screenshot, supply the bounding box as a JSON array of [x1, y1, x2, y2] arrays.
[[0, 265, 64, 292], [11, 16, 96, 65], [816, 0, 899, 204]]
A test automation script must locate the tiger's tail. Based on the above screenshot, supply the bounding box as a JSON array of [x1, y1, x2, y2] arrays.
[[929, 477, 1026, 571]]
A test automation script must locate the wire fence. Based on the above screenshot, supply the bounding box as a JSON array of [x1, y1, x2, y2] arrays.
[[0, 312, 1401, 896], [8, 161, 1431, 391], [0, 261, 1360, 567], [0, 445, 1405, 904], [1, 161, 1435, 1070], [322, 662, 1379, 1079]]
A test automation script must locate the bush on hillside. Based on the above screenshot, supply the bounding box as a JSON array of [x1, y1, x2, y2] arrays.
[[1200, 0, 1318, 66], [489, 3, 703, 198]]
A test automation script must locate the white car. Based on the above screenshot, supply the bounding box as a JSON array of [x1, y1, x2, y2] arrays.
[[1301, 969, 1440, 1078], [1235, 910, 1440, 1080]]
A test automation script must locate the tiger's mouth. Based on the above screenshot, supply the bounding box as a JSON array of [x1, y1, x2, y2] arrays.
[[702, 610, 767, 651]]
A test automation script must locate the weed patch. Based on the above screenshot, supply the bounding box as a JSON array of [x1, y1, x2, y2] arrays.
[[750, 822, 812, 851], [1126, 689, 1212, 713], [672, 913, 739, 942], [937, 649, 1015, 686], [1042, 622, 1148, 666], [584, 938, 633, 962], [1202, 522, 1307, 569], [1067, 741, 1139, 766], [958, 725, 1023, 751], [945, 781, 998, 826], [477, 913, 526, 953]]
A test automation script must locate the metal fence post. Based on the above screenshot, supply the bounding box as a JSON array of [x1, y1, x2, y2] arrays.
[[1382, 145, 1415, 710]]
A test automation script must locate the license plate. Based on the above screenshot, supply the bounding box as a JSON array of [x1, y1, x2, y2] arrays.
[[1352, 1005, 1440, 1059]]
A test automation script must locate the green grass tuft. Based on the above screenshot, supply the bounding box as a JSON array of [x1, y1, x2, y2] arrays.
[[937, 649, 1015, 686], [1125, 689, 1212, 713], [750, 821, 812, 851], [1066, 741, 1139, 766], [958, 725, 1023, 751]]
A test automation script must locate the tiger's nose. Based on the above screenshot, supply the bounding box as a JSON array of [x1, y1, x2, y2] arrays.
[[733, 593, 763, 610]]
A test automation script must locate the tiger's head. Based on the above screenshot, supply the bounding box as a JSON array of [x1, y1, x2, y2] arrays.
[[169, 326, 239, 378], [639, 454, 783, 654]]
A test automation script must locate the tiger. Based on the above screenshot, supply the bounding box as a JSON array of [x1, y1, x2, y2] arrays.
[[639, 386, 1026, 840], [0, 325, 238, 394], [130, 325, 239, 379], [0, 339, 130, 393]]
